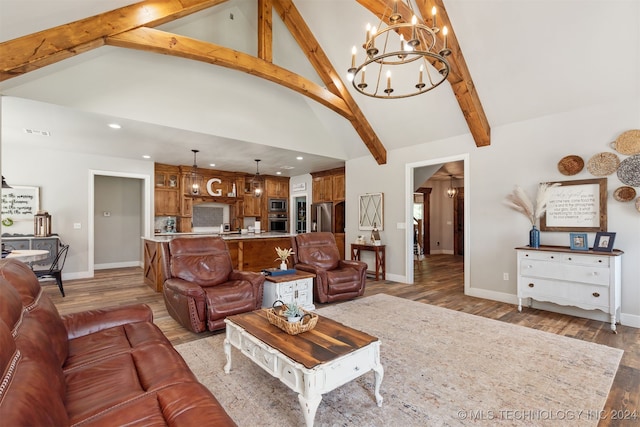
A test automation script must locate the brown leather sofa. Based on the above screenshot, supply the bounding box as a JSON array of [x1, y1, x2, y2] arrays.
[[161, 236, 265, 333], [0, 259, 236, 426], [292, 232, 367, 303]]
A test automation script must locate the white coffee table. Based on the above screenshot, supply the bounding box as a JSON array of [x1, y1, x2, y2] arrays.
[[224, 310, 383, 427]]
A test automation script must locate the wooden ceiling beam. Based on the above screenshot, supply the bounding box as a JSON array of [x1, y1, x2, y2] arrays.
[[0, 0, 228, 82], [272, 0, 387, 164], [106, 27, 353, 119], [257, 0, 273, 62], [356, 0, 491, 147]]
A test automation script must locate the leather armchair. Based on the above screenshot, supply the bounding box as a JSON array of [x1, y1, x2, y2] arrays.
[[161, 236, 265, 332], [292, 232, 367, 303]]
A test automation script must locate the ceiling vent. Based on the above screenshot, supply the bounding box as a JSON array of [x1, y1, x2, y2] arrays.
[[23, 128, 51, 136]]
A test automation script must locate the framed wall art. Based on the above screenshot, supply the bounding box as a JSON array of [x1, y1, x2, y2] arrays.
[[540, 178, 607, 232], [1, 186, 40, 221]]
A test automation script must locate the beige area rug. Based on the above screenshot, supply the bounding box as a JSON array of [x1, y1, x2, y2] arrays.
[[175, 294, 622, 426]]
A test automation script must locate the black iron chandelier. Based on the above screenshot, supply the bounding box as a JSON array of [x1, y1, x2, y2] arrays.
[[347, 0, 451, 99]]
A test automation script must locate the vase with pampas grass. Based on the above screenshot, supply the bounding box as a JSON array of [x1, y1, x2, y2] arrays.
[[505, 183, 560, 248]]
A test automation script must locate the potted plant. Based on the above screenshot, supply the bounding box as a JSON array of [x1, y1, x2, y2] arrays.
[[282, 302, 304, 323], [274, 246, 294, 270]]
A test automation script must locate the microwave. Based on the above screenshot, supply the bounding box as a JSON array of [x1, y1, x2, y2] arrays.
[[268, 198, 287, 212]]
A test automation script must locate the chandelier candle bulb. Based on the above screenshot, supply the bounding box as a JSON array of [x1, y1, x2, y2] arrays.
[[351, 46, 356, 68], [443, 26, 448, 49], [365, 23, 371, 44], [419, 65, 423, 83], [432, 6, 437, 28], [386, 71, 391, 89]]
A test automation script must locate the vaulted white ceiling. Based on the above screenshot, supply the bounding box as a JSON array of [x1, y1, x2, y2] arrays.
[[1, 0, 638, 176]]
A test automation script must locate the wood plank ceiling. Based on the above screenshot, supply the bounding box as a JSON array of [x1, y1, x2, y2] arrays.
[[0, 0, 491, 165]]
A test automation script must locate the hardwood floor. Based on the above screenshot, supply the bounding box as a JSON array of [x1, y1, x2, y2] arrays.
[[41, 254, 638, 426]]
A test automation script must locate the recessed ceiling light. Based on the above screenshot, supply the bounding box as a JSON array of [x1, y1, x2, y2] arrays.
[[280, 166, 295, 170], [108, 123, 121, 129], [142, 155, 151, 159], [209, 163, 216, 167], [276, 171, 282, 175], [296, 156, 303, 160]]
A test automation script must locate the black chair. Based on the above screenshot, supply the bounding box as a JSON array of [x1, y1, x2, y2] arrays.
[[34, 244, 69, 297]]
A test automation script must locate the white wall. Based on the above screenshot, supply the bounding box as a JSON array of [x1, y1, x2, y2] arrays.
[[346, 99, 640, 327], [1, 144, 153, 278]]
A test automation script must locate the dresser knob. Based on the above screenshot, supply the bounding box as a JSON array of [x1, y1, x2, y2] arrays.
[[593, 292, 600, 298], [567, 257, 572, 261], [550, 256, 554, 259], [528, 283, 535, 288]]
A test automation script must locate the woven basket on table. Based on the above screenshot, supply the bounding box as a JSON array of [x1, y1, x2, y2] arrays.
[[264, 303, 318, 335]]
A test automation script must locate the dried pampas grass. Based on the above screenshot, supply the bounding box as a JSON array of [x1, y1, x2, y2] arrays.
[[505, 183, 560, 225]]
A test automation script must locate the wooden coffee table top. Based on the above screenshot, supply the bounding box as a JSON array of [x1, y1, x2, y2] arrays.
[[226, 309, 378, 369]]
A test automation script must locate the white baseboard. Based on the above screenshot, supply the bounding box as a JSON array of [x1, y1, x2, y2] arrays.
[[94, 261, 142, 270]]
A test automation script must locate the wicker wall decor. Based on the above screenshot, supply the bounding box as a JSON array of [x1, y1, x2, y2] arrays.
[[610, 130, 640, 156], [586, 152, 620, 176], [557, 155, 584, 176], [617, 155, 640, 187], [613, 186, 636, 202]]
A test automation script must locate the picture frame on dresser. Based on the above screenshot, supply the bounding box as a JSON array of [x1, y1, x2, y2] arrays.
[[569, 232, 588, 250], [593, 232, 616, 252]]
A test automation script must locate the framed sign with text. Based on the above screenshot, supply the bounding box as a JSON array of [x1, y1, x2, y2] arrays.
[[1, 186, 40, 221], [540, 178, 607, 232]]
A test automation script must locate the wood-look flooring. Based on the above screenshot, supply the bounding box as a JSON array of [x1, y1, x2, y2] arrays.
[[41, 255, 638, 426]]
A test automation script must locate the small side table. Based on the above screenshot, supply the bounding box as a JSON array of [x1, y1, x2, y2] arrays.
[[351, 243, 386, 281], [262, 270, 316, 311]]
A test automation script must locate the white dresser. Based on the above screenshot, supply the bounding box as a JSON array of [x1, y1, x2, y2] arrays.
[[262, 271, 315, 311], [516, 245, 623, 332]]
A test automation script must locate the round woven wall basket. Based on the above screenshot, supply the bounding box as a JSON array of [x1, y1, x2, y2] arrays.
[[586, 152, 620, 176], [557, 155, 584, 176], [613, 186, 636, 202], [617, 154, 640, 187], [610, 130, 640, 156]]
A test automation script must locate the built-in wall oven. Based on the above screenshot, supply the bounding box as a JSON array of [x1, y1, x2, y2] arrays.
[[268, 213, 288, 233]]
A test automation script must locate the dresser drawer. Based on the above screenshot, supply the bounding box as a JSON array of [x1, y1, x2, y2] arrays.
[[519, 278, 609, 311], [520, 259, 609, 286], [561, 253, 609, 267]]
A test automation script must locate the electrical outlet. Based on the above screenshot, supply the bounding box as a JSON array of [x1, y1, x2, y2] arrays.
[[503, 273, 509, 281]]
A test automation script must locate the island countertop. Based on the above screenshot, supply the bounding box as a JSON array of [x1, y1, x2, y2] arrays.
[[142, 233, 297, 292], [144, 231, 295, 243]]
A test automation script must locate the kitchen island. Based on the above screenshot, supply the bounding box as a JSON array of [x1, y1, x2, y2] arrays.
[[142, 232, 296, 292]]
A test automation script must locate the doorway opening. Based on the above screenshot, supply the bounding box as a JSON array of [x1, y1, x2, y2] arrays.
[[405, 155, 469, 293], [89, 170, 151, 277]]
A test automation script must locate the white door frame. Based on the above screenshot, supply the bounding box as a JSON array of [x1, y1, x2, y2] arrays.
[[404, 154, 470, 294], [88, 170, 152, 277]]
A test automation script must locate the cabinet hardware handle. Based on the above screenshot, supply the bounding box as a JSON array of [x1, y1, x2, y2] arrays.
[[598, 260, 602, 263], [568, 257, 572, 261], [528, 283, 535, 288], [550, 256, 554, 259], [592, 292, 600, 297]]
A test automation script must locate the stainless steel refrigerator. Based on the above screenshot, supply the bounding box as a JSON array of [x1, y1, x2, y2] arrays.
[[311, 202, 333, 232]]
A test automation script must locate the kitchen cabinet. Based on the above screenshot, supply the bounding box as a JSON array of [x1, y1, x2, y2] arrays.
[[243, 195, 261, 217], [155, 189, 180, 216], [265, 177, 289, 198], [332, 173, 345, 201], [154, 164, 180, 216], [516, 245, 623, 332], [312, 175, 333, 203]]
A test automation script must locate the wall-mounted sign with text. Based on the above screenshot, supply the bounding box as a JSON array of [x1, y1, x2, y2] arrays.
[[1, 186, 40, 221]]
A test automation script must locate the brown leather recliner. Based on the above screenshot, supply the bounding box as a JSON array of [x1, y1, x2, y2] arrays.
[[292, 232, 367, 303], [161, 236, 265, 332]]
